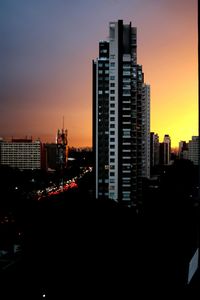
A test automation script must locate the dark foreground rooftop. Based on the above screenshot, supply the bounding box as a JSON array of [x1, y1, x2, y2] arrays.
[[0, 193, 200, 299]]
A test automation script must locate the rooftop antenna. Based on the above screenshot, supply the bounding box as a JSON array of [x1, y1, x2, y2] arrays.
[[62, 116, 65, 130]]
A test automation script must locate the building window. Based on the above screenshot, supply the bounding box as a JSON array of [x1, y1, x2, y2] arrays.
[[110, 145, 115, 149], [110, 90, 115, 94], [110, 97, 115, 101], [110, 151, 115, 156], [110, 131, 115, 135], [110, 172, 115, 176], [110, 158, 115, 163], [110, 83, 115, 87], [110, 62, 115, 67], [110, 103, 115, 108], [110, 138, 115, 142], [110, 117, 115, 121], [110, 76, 115, 80], [110, 124, 115, 128], [110, 110, 115, 114], [123, 130, 131, 136]]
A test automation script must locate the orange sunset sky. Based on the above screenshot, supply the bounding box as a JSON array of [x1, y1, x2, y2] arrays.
[[0, 0, 198, 148]]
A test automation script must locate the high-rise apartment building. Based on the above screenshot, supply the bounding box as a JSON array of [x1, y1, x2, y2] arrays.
[[142, 84, 150, 178], [93, 20, 150, 206]]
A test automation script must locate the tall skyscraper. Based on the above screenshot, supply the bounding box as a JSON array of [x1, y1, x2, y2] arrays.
[[142, 84, 150, 178], [93, 20, 150, 207]]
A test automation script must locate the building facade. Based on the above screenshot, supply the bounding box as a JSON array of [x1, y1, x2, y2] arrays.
[[0, 138, 41, 170], [179, 141, 189, 160], [43, 143, 57, 171], [188, 136, 199, 165], [93, 20, 150, 206], [159, 134, 171, 165], [142, 84, 150, 178], [150, 132, 160, 171]]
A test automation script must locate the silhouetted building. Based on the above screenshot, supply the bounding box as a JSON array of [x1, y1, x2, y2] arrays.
[[93, 20, 150, 206], [0, 137, 2, 164], [159, 134, 171, 165], [179, 141, 188, 160], [44, 143, 57, 171], [150, 132, 159, 172]]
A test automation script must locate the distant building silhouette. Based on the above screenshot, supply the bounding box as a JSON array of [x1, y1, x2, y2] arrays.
[[159, 134, 171, 165], [43, 143, 57, 171], [93, 20, 150, 207], [178, 141, 188, 160], [150, 132, 159, 171]]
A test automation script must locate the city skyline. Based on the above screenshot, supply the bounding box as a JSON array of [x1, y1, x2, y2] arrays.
[[0, 0, 198, 147]]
